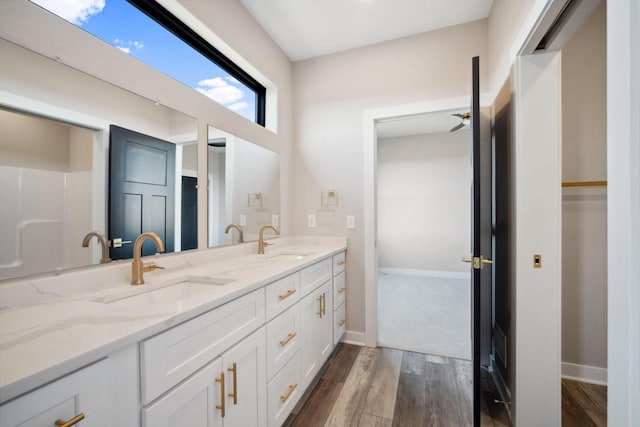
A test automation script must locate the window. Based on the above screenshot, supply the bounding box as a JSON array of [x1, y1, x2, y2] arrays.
[[31, 0, 266, 125]]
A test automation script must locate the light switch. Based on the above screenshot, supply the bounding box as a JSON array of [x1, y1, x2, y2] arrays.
[[271, 214, 279, 227], [346, 215, 355, 229], [308, 214, 316, 228], [239, 215, 247, 226]]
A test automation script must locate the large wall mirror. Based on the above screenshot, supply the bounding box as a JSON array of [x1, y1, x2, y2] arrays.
[[0, 38, 198, 280], [208, 126, 280, 247]]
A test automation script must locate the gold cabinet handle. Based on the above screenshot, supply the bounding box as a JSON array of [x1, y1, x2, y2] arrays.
[[338, 318, 346, 327], [280, 383, 298, 403], [322, 293, 326, 316], [215, 372, 225, 417], [279, 332, 297, 347], [337, 260, 346, 266], [278, 289, 296, 300], [316, 294, 323, 318], [227, 362, 238, 405], [338, 287, 346, 294], [55, 414, 85, 427]]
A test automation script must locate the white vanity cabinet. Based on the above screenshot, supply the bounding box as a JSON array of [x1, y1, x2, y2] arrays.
[[143, 327, 266, 427], [0, 344, 138, 427], [300, 279, 334, 390], [332, 252, 347, 344]]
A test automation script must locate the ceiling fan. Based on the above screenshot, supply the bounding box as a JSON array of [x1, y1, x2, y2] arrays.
[[450, 112, 470, 132]]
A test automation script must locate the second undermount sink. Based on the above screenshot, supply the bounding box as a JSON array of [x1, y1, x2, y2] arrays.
[[266, 250, 311, 261], [91, 275, 235, 309]]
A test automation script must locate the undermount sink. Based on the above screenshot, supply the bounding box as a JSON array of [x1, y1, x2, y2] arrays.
[[266, 250, 311, 261], [91, 275, 235, 308]]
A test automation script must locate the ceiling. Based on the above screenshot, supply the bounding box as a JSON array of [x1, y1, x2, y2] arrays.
[[240, 0, 494, 61], [376, 110, 469, 139]]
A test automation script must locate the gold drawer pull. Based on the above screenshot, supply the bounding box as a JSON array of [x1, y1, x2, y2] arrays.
[[279, 332, 297, 347], [322, 293, 326, 316], [278, 289, 296, 300], [215, 372, 226, 417], [337, 260, 346, 266], [338, 287, 346, 294], [228, 362, 238, 405], [316, 294, 323, 318], [55, 414, 85, 427], [280, 383, 298, 403], [338, 318, 346, 327]]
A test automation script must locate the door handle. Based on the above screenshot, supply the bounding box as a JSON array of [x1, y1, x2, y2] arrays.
[[461, 255, 493, 270], [111, 238, 132, 248]]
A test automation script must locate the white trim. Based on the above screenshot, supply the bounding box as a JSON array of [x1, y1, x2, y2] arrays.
[[562, 362, 608, 386], [378, 267, 468, 280], [342, 331, 365, 346], [607, 0, 640, 425]]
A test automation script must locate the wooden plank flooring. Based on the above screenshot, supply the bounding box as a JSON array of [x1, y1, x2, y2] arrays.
[[562, 378, 608, 426], [286, 344, 607, 427]]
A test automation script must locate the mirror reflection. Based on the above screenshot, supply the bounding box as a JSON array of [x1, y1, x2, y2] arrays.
[[208, 126, 280, 247], [0, 100, 198, 280]]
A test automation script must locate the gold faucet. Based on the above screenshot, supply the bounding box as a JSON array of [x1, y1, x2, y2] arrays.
[[225, 223, 244, 243], [258, 224, 279, 254], [82, 230, 111, 264], [131, 232, 165, 285]]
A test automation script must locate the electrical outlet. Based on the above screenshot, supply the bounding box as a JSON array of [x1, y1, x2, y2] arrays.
[[307, 214, 316, 228], [271, 214, 279, 227], [346, 215, 355, 229], [239, 215, 247, 226]]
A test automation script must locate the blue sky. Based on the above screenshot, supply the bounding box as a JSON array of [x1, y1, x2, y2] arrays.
[[32, 0, 256, 121]]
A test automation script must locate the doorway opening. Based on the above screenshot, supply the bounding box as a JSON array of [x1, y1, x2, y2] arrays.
[[375, 110, 472, 360]]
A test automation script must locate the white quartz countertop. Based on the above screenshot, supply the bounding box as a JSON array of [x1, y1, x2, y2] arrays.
[[0, 237, 347, 404]]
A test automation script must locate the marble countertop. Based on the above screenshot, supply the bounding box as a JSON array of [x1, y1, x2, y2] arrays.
[[0, 236, 347, 404]]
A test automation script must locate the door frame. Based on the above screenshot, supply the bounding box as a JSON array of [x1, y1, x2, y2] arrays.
[[362, 94, 485, 348]]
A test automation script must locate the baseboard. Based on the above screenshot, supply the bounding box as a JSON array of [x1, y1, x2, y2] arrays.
[[342, 330, 366, 346], [378, 267, 468, 279], [562, 362, 608, 385]]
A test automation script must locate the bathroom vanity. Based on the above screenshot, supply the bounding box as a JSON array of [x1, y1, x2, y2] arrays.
[[0, 237, 347, 427]]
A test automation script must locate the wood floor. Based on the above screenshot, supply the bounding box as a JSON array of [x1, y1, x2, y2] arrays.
[[562, 378, 607, 426], [286, 344, 608, 427], [285, 344, 510, 426]]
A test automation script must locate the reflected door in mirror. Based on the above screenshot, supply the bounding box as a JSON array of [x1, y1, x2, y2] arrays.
[[109, 125, 175, 260]]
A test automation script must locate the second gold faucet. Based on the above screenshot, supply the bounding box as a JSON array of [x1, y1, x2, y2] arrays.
[[258, 224, 279, 254]]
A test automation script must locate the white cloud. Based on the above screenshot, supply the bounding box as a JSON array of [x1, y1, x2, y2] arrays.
[[224, 76, 240, 84], [32, 0, 105, 25], [196, 77, 245, 105], [228, 102, 249, 112], [113, 39, 145, 55]]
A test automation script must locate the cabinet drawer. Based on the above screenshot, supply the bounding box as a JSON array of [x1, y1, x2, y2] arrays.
[[267, 352, 302, 427], [266, 304, 301, 380], [332, 252, 346, 276], [0, 359, 110, 427], [140, 288, 265, 405], [300, 258, 332, 296], [265, 273, 300, 320], [333, 271, 346, 308], [143, 358, 223, 427], [334, 302, 346, 345]]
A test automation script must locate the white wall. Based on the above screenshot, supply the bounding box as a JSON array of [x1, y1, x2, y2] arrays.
[[487, 0, 538, 95], [561, 2, 608, 375], [377, 130, 471, 272], [292, 20, 487, 335]]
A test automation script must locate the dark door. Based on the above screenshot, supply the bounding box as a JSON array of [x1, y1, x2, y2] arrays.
[[109, 125, 175, 260], [466, 56, 493, 426], [181, 176, 198, 251]]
